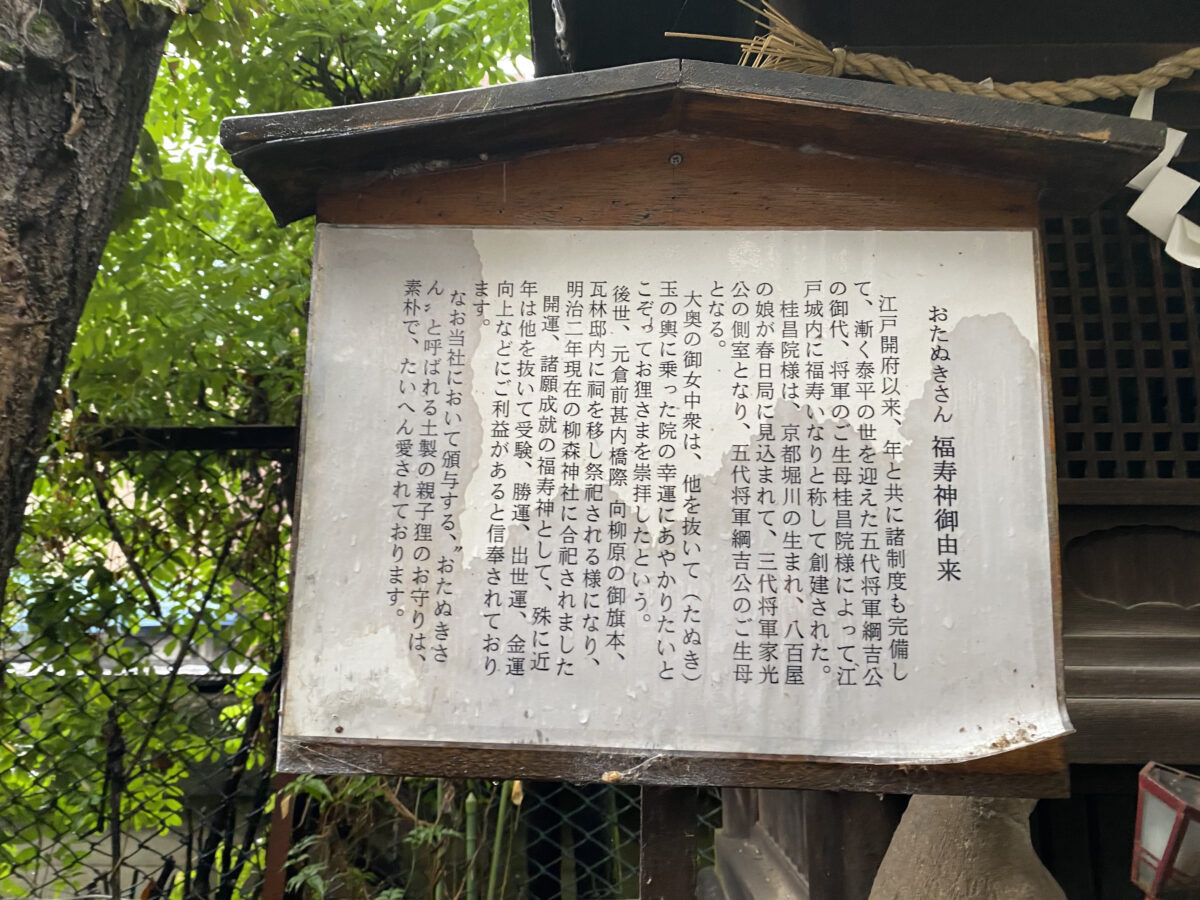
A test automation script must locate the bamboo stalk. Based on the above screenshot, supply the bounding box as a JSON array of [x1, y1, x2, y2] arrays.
[[485, 781, 512, 900], [465, 792, 479, 900]]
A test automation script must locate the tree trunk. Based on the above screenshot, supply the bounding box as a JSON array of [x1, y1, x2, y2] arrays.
[[0, 0, 172, 620]]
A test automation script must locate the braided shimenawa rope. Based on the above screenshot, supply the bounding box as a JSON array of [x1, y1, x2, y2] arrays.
[[669, 2, 1200, 107]]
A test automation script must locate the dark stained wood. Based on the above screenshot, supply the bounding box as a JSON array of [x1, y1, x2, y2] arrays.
[[720, 787, 758, 839], [802, 791, 907, 900], [228, 63, 682, 225], [1059, 481, 1200, 505], [278, 736, 1070, 796], [531, 0, 1200, 131], [1066, 699, 1200, 764], [640, 786, 698, 900], [1046, 205, 1200, 483], [758, 789, 808, 874], [1031, 786, 1143, 900], [771, 0, 850, 46], [532, 0, 1200, 72], [74, 424, 297, 453], [1058, 505, 1200, 763], [528, 0, 757, 76], [1067, 664, 1200, 699], [527, 0, 569, 78], [790, 0, 1200, 47], [1031, 766, 1200, 899], [1059, 503, 1200, 545], [1030, 792, 1104, 899], [319, 134, 1039, 229], [670, 75, 1155, 211], [1066, 530, 1200, 611], [222, 59, 1165, 224]]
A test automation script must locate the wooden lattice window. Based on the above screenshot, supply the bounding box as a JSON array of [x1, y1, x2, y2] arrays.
[[1044, 202, 1200, 490]]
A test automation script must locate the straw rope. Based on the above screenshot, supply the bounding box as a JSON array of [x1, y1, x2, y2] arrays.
[[668, 2, 1200, 107]]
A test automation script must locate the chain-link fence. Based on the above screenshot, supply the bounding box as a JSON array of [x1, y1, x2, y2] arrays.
[[1, 440, 291, 899], [1, 434, 721, 899]]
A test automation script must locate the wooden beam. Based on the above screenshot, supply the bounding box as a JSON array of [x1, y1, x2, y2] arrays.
[[640, 786, 698, 900], [1065, 698, 1200, 764], [1057, 478, 1200, 505], [260, 773, 297, 900], [278, 736, 1070, 797], [72, 424, 297, 453]]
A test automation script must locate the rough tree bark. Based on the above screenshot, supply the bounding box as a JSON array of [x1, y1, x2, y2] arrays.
[[0, 0, 173, 616]]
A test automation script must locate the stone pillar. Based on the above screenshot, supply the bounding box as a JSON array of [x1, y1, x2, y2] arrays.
[[869, 796, 1066, 900]]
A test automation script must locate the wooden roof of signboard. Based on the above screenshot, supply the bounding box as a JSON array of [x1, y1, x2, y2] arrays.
[[221, 59, 1166, 225]]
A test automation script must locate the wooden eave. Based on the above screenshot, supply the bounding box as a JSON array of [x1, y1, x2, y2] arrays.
[[220, 59, 1167, 226]]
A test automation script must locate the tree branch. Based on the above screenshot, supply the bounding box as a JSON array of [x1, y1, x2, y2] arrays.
[[190, 651, 284, 899], [126, 531, 235, 778], [87, 459, 166, 620], [183, 218, 239, 257]]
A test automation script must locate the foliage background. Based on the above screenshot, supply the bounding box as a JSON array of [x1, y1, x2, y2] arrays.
[[1, 1, 532, 896]]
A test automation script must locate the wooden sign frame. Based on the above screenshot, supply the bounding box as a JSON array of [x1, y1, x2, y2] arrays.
[[282, 138, 1067, 797], [223, 61, 1168, 799]]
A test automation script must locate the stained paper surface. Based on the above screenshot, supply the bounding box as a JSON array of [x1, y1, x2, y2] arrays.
[[285, 226, 1068, 763]]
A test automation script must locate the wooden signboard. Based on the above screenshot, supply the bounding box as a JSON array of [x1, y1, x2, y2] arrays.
[[222, 60, 1167, 796]]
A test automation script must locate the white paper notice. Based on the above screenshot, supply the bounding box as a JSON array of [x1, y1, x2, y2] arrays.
[[286, 226, 1069, 764]]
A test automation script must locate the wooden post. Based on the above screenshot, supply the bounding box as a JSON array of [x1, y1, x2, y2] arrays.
[[640, 786, 697, 900], [804, 791, 907, 900], [261, 773, 297, 900]]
